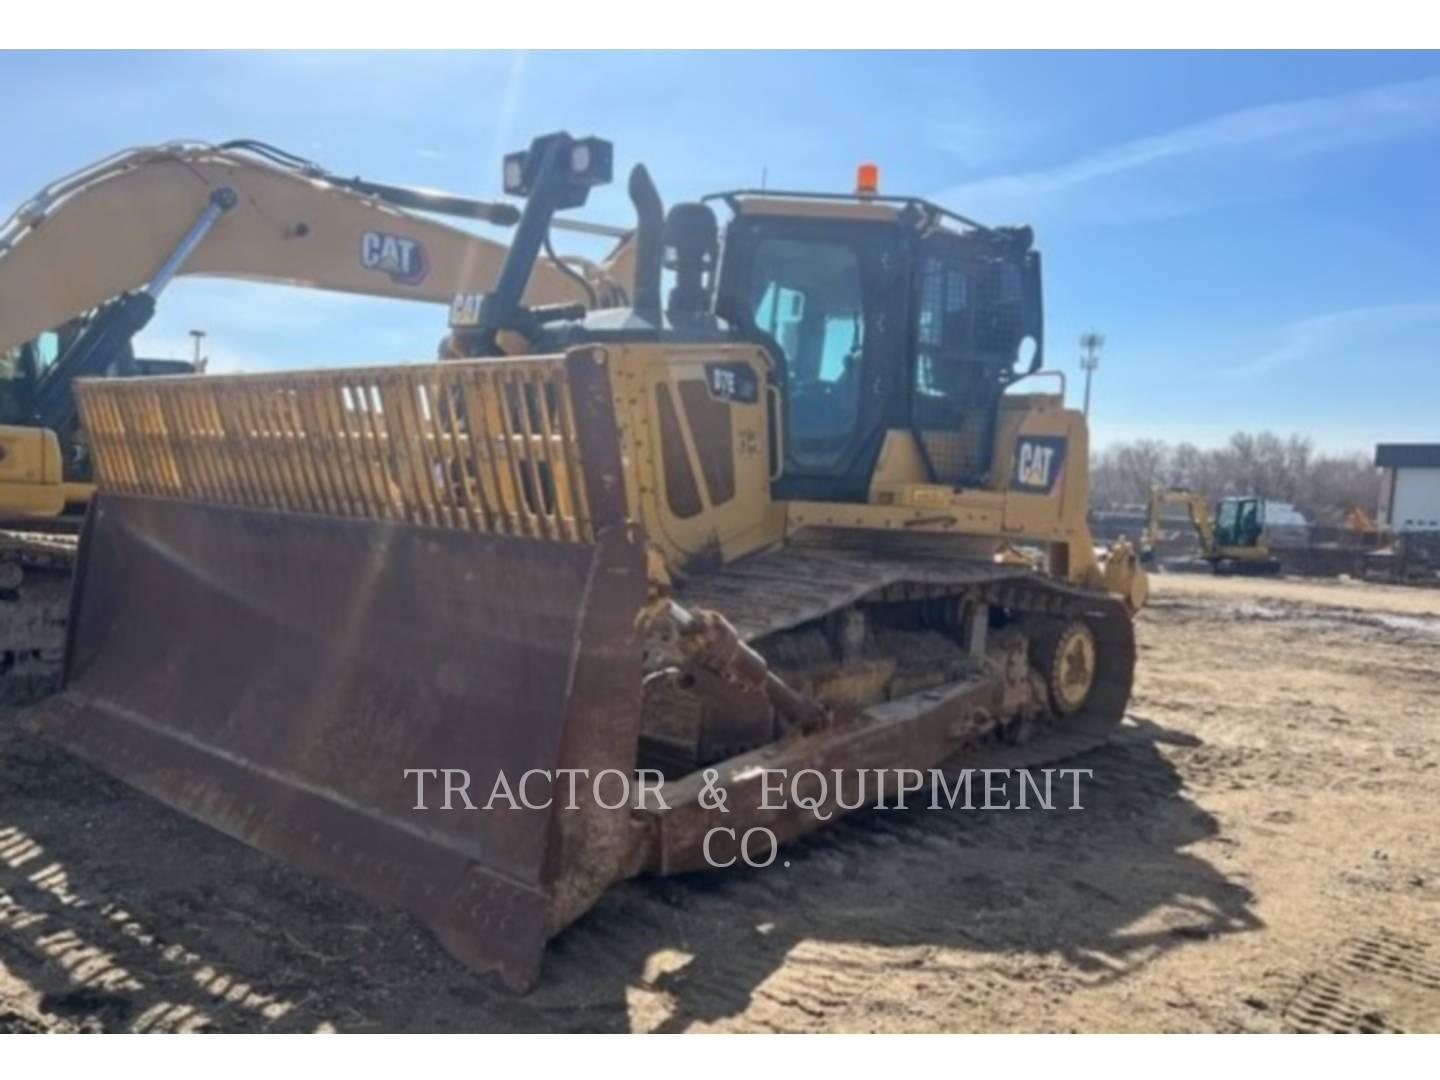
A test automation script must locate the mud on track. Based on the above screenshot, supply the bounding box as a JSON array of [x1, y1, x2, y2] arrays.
[[2, 573, 1438, 1032]]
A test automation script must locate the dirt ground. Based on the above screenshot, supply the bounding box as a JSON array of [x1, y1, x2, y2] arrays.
[[1, 572, 1438, 1033]]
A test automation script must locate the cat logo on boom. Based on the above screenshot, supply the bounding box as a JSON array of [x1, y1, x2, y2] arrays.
[[1011, 435, 1067, 494], [360, 230, 429, 285]]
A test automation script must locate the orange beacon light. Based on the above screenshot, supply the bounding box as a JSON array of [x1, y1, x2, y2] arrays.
[[856, 162, 879, 196]]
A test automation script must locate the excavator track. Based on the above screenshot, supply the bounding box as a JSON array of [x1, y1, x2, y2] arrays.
[[0, 529, 77, 705]]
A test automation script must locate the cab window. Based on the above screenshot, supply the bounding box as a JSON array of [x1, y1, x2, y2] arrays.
[[1, 331, 60, 383], [33, 331, 60, 373], [749, 236, 866, 471], [915, 256, 971, 399], [0, 331, 59, 424]]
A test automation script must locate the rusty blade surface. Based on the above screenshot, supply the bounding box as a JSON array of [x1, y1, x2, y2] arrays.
[[24, 491, 645, 990]]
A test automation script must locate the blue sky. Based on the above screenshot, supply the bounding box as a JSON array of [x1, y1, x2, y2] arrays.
[[3, 50, 1438, 451]]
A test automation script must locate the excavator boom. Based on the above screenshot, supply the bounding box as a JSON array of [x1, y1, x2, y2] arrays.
[[1144, 487, 1216, 553], [0, 140, 624, 356]]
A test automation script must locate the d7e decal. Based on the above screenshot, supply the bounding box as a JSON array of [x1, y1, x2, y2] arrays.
[[704, 362, 760, 405]]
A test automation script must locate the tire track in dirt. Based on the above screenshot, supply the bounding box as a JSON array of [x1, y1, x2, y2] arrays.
[[1283, 930, 1440, 1033]]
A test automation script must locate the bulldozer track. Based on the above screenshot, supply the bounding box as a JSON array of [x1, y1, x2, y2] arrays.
[[673, 547, 1021, 641], [674, 545, 1137, 770]]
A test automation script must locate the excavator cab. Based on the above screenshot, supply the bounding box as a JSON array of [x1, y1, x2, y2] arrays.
[[1215, 495, 1264, 549], [1, 333, 69, 516], [0, 331, 57, 426], [1, 317, 158, 486]]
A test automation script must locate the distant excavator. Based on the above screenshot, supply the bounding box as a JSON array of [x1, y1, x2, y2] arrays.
[[1141, 486, 1282, 575], [1345, 505, 1381, 534], [1, 139, 634, 693]]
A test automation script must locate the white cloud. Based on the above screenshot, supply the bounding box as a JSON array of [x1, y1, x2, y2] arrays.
[[1226, 302, 1440, 378], [485, 51, 530, 174], [926, 117, 1041, 169], [934, 74, 1440, 223]]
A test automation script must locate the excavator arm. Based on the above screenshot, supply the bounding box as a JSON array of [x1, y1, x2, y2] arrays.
[[1144, 487, 1216, 555], [0, 140, 630, 356]]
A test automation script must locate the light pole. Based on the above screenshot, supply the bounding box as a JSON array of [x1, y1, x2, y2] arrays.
[[189, 329, 207, 372], [1079, 330, 1104, 419]]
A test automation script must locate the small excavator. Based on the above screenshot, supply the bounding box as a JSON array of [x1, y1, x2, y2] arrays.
[[1141, 486, 1281, 575], [1, 139, 634, 695]]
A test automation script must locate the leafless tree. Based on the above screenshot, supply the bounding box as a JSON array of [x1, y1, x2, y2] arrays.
[[1090, 430, 1379, 522]]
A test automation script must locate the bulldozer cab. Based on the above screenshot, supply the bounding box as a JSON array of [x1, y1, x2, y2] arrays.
[[713, 193, 1043, 502]]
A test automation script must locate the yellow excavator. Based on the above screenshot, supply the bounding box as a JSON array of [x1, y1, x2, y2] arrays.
[[1, 139, 634, 694], [25, 132, 1148, 990], [1141, 486, 1281, 575]]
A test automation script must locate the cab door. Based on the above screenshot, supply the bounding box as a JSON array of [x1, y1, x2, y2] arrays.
[[718, 216, 906, 503], [1215, 498, 1241, 548]]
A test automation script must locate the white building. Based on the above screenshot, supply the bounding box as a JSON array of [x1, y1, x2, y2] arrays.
[[1377, 444, 1440, 532], [1263, 501, 1311, 545]]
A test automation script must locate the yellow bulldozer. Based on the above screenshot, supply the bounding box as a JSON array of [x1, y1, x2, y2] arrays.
[[1140, 486, 1282, 575], [1, 139, 631, 695], [23, 132, 1148, 990]]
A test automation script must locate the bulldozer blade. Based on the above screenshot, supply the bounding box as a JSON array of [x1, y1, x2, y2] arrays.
[[24, 491, 645, 990]]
